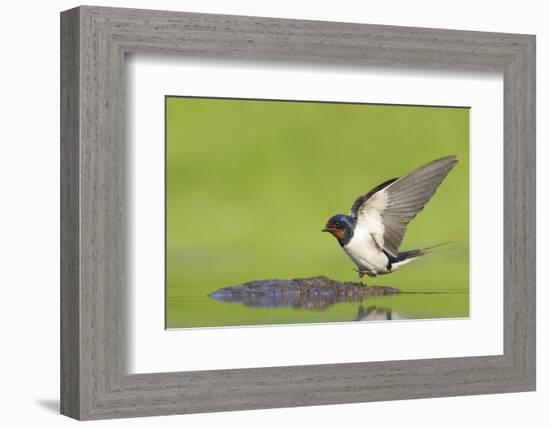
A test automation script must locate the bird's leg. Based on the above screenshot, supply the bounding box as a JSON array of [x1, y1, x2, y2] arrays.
[[353, 267, 380, 286], [353, 268, 366, 278], [353, 268, 373, 285]]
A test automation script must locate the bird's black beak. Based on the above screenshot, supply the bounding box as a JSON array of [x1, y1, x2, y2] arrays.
[[322, 228, 330, 232]]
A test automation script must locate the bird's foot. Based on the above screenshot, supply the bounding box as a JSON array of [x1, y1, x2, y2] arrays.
[[353, 268, 373, 285]]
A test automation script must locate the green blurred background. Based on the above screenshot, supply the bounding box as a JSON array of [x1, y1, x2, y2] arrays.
[[166, 97, 469, 329]]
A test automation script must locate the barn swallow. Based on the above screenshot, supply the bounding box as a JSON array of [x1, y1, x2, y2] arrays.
[[322, 156, 458, 279]]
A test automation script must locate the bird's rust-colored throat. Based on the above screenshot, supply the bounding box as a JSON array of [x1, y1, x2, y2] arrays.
[[323, 226, 345, 240]]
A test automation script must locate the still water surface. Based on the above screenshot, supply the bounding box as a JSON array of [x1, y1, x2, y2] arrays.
[[166, 288, 469, 329]]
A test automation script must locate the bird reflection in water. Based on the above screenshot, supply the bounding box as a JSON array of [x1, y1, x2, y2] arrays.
[[355, 305, 405, 321]]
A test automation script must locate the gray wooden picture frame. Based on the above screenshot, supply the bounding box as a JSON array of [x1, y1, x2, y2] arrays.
[[60, 5, 536, 420]]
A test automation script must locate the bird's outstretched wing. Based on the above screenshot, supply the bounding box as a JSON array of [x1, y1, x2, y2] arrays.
[[350, 156, 458, 257]]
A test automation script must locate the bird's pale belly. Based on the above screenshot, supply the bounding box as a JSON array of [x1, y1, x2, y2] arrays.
[[342, 231, 389, 274]]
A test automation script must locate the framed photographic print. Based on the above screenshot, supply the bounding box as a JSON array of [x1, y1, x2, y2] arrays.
[[164, 97, 469, 330], [60, 5, 536, 420]]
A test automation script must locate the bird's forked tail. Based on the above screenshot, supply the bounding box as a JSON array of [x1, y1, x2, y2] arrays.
[[387, 241, 452, 269]]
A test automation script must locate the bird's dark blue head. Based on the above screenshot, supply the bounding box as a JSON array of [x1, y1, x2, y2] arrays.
[[322, 214, 356, 246]]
